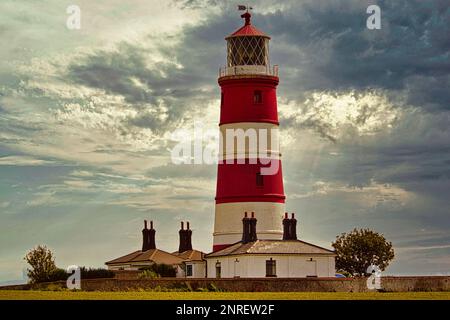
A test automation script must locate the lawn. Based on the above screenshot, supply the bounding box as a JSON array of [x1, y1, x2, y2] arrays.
[[1, 290, 449, 300]]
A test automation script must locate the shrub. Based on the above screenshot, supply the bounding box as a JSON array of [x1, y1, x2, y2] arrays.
[[138, 270, 160, 279], [48, 268, 70, 282], [79, 267, 115, 279], [139, 263, 177, 277]]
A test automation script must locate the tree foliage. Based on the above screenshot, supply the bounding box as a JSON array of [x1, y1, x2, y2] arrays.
[[332, 228, 395, 276], [24, 245, 58, 283], [24, 245, 115, 283]]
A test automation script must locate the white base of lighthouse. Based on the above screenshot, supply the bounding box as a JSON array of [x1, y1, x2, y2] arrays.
[[213, 202, 284, 248]]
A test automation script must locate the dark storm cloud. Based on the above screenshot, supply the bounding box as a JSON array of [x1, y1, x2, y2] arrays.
[[284, 109, 450, 189], [66, 26, 225, 131], [68, 41, 216, 101], [178, 0, 450, 110], [66, 0, 449, 142], [258, 0, 450, 111]]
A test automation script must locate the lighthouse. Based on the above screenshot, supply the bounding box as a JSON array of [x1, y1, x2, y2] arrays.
[[213, 11, 285, 251]]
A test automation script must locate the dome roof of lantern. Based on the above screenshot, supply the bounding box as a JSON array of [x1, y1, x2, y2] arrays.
[[225, 12, 270, 40]]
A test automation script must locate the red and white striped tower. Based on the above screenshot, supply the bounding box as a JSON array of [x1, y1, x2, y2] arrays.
[[213, 11, 285, 251]]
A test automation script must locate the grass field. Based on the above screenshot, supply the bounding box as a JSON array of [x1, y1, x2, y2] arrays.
[[1, 290, 449, 300]]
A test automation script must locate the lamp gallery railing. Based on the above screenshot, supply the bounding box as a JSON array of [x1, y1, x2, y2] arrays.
[[219, 65, 279, 77]]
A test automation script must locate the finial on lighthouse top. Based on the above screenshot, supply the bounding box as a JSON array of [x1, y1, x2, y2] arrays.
[[241, 12, 251, 25], [227, 5, 269, 39]]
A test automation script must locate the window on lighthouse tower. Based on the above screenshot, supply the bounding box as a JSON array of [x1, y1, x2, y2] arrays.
[[253, 90, 262, 104], [256, 172, 264, 187]]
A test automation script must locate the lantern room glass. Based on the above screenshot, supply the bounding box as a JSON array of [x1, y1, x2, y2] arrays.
[[227, 36, 269, 67]]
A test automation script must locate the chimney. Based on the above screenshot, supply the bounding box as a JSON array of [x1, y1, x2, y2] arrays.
[[290, 213, 298, 240], [249, 212, 257, 242], [282, 212, 290, 240], [185, 221, 193, 251], [147, 220, 156, 250], [179, 221, 188, 253], [142, 220, 150, 251], [241, 212, 250, 243]]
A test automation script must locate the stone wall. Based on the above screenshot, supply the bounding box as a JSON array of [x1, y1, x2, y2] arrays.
[[112, 270, 141, 280], [381, 276, 450, 292], [2, 276, 449, 292], [82, 277, 369, 292]]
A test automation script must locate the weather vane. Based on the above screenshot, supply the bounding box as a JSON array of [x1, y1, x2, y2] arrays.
[[238, 5, 253, 13], [238, 5, 253, 25]]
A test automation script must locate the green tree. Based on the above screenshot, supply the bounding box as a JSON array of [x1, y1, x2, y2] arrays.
[[24, 245, 58, 283], [332, 228, 395, 276]]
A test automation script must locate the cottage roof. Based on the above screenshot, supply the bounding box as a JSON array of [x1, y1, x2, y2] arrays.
[[172, 249, 205, 262], [105, 249, 184, 266], [206, 239, 335, 258]]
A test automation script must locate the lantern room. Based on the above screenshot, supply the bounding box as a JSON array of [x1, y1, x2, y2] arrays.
[[220, 12, 278, 77]]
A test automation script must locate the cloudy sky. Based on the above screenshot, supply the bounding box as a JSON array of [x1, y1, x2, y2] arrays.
[[0, 0, 449, 283]]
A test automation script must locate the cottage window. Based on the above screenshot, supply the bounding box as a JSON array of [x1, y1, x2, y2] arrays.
[[186, 264, 193, 277], [266, 258, 276, 277], [215, 261, 222, 278]]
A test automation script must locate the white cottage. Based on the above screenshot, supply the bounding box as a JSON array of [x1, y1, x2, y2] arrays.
[[205, 213, 336, 278]]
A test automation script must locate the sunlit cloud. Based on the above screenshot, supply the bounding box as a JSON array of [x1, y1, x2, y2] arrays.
[[0, 156, 55, 166], [280, 90, 403, 142]]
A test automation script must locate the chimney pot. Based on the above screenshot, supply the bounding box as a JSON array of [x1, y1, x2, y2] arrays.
[[148, 224, 156, 250], [282, 214, 290, 240], [142, 221, 151, 251], [249, 213, 257, 241], [290, 214, 298, 240], [179, 221, 192, 252]]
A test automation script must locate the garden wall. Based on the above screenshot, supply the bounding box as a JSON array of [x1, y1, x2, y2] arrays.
[[4, 276, 448, 292]]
